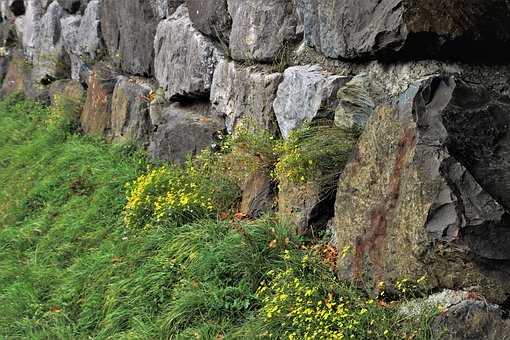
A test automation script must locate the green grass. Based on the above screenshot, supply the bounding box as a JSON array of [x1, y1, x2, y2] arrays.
[[0, 95, 435, 339]]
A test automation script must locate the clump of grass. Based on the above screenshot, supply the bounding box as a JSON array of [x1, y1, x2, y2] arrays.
[[274, 122, 360, 186], [219, 121, 278, 185]]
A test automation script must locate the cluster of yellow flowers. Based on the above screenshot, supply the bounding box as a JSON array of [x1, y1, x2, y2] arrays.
[[257, 250, 397, 339], [394, 276, 428, 299], [274, 142, 313, 184], [124, 166, 214, 228]]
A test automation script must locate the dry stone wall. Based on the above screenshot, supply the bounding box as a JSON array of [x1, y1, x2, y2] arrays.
[[2, 0, 510, 325]]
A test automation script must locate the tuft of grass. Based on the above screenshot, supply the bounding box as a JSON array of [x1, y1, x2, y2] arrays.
[[274, 122, 360, 186]]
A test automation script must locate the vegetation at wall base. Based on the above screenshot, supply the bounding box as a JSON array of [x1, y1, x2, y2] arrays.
[[0, 95, 436, 339]]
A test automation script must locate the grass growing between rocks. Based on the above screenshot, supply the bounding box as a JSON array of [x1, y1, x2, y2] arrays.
[[0, 94, 436, 339]]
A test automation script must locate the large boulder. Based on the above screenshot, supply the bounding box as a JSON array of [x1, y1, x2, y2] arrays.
[[110, 77, 154, 144], [334, 75, 510, 303], [272, 65, 350, 138], [154, 5, 223, 100], [100, 0, 158, 76], [228, 0, 299, 63], [186, 0, 231, 45], [61, 0, 103, 81], [148, 101, 224, 164], [303, 0, 510, 61], [32, 1, 69, 84], [80, 62, 118, 136], [210, 59, 282, 135]]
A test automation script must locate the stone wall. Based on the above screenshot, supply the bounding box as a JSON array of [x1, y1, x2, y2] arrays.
[[2, 0, 510, 317]]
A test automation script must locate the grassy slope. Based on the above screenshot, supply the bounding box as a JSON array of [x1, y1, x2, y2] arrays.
[[0, 95, 291, 339], [0, 95, 434, 339]]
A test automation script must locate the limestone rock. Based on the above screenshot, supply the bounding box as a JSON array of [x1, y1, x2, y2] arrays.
[[154, 5, 222, 100], [399, 290, 471, 318], [228, 0, 299, 62], [81, 62, 118, 135], [49, 78, 84, 107], [32, 1, 69, 84], [100, 0, 158, 76], [148, 101, 224, 164], [210, 59, 282, 135], [334, 75, 510, 303], [61, 0, 103, 81], [240, 171, 275, 218], [334, 74, 374, 130], [273, 65, 350, 138], [278, 181, 335, 236], [1, 49, 28, 96], [431, 300, 510, 340], [14, 16, 23, 42], [0, 54, 9, 84], [48, 79, 85, 128], [110, 77, 154, 144], [56, 0, 89, 14], [151, 0, 183, 19], [303, 0, 510, 61], [186, 0, 231, 45], [0, 15, 17, 47], [21, 0, 43, 60]]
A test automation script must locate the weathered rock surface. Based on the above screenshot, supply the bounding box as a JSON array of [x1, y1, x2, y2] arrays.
[[154, 5, 222, 100], [240, 171, 275, 218], [148, 101, 224, 164], [110, 77, 153, 144], [56, 0, 89, 14], [81, 62, 118, 135], [186, 0, 231, 45], [304, 0, 510, 61], [431, 300, 510, 340], [273, 65, 350, 138], [211, 60, 282, 134], [0, 15, 16, 47], [334, 74, 374, 130], [278, 181, 336, 236], [48, 79, 85, 128], [228, 0, 299, 63], [0, 54, 10, 84], [1, 49, 28, 96], [150, 0, 183, 19], [100, 0, 158, 76], [61, 0, 103, 81], [21, 0, 43, 60], [32, 1, 69, 84], [334, 75, 510, 303]]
